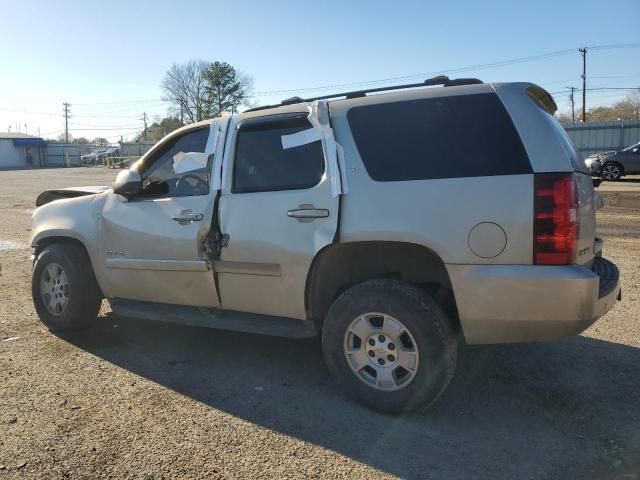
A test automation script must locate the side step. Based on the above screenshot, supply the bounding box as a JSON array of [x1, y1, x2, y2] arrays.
[[109, 299, 317, 339]]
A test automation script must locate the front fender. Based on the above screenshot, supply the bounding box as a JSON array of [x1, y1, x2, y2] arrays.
[[30, 192, 108, 262]]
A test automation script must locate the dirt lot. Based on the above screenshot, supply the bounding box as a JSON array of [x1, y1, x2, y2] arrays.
[[0, 168, 639, 479]]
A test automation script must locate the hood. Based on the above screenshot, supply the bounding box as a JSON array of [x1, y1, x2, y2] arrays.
[[598, 150, 617, 158], [35, 185, 110, 207]]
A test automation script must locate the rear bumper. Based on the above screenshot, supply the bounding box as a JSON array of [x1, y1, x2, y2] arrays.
[[447, 257, 621, 344]]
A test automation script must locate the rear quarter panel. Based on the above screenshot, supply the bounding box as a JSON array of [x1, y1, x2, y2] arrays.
[[329, 89, 534, 265]]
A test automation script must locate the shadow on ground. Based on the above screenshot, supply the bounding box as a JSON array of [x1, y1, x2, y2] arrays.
[[62, 314, 640, 480]]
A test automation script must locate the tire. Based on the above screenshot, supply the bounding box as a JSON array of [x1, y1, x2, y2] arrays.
[[322, 279, 457, 414], [601, 162, 623, 181], [32, 243, 102, 332]]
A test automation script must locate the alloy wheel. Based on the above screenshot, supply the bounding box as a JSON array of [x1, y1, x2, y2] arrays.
[[343, 312, 420, 391], [40, 263, 69, 316], [602, 164, 621, 181]]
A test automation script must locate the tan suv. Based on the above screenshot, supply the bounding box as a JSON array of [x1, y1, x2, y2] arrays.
[[30, 77, 621, 413]]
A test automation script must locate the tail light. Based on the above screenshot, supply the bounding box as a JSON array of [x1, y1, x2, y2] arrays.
[[534, 173, 579, 265]]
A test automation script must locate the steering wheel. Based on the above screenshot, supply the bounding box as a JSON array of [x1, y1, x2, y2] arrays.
[[175, 173, 208, 195]]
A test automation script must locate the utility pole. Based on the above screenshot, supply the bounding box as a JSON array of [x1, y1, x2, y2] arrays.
[[579, 47, 587, 122], [566, 86, 576, 123], [63, 102, 71, 142], [141, 112, 148, 141]]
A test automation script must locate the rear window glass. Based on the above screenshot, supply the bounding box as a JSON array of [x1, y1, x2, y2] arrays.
[[347, 93, 532, 181]]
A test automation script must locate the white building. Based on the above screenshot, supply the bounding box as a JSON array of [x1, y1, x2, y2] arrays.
[[0, 132, 47, 168]]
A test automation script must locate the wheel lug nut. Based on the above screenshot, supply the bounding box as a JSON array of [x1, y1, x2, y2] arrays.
[[368, 350, 375, 358], [378, 358, 385, 365], [388, 355, 395, 362], [368, 339, 375, 346], [378, 335, 385, 342], [388, 343, 395, 350]]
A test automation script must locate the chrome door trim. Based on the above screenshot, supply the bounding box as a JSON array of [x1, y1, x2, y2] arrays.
[[213, 260, 281, 277], [106, 258, 210, 272]]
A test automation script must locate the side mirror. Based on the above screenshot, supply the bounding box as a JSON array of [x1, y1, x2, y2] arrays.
[[112, 169, 142, 196]]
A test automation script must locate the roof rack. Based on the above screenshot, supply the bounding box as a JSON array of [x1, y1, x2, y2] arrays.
[[245, 75, 483, 112]]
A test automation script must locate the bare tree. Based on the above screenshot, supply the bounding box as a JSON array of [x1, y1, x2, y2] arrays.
[[161, 60, 209, 123]]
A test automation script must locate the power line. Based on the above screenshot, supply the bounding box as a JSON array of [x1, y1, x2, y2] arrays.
[[141, 112, 148, 141], [566, 86, 577, 122], [253, 42, 640, 97], [579, 47, 588, 122], [0, 107, 61, 116], [70, 127, 142, 131], [63, 102, 71, 143], [589, 42, 640, 50], [70, 122, 141, 128], [254, 48, 577, 95], [72, 98, 163, 106]]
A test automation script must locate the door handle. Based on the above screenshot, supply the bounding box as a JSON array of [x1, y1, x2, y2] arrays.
[[172, 210, 204, 225], [287, 208, 330, 219]]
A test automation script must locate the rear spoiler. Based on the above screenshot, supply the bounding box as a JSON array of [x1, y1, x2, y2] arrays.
[[525, 85, 557, 115]]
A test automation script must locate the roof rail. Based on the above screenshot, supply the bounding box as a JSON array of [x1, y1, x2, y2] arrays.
[[245, 76, 483, 112]]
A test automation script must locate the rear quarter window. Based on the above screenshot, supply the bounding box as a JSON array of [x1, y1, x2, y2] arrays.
[[347, 93, 532, 181]]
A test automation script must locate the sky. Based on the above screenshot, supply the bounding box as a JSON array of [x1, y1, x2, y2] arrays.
[[0, 0, 639, 142]]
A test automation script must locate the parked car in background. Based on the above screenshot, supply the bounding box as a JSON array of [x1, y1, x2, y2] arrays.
[[80, 149, 105, 166], [584, 141, 640, 180], [81, 147, 120, 166]]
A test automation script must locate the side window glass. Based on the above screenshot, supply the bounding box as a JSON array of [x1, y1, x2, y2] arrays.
[[138, 128, 210, 197], [232, 114, 324, 193]]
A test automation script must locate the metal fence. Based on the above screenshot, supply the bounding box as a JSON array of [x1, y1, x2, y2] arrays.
[[562, 120, 640, 157], [44, 142, 155, 166]]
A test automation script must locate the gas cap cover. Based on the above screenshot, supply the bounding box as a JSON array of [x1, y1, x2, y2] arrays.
[[468, 222, 507, 258]]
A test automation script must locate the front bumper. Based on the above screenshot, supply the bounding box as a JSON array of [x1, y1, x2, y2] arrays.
[[584, 158, 602, 175], [447, 257, 621, 344]]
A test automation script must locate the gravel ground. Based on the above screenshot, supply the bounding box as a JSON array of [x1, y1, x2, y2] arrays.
[[0, 168, 639, 479]]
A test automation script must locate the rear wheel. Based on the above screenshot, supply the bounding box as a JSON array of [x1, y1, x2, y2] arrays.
[[322, 279, 457, 413], [32, 243, 102, 332], [601, 162, 623, 181]]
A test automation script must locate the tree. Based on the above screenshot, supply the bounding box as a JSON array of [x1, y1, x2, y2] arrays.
[[92, 137, 109, 146], [74, 137, 90, 145], [203, 61, 253, 117], [556, 89, 640, 123], [161, 60, 209, 123], [137, 116, 183, 142]]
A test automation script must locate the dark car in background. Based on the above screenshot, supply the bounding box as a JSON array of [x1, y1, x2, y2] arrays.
[[585, 141, 640, 180]]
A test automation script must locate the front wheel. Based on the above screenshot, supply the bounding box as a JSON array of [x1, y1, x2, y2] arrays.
[[322, 279, 457, 413], [601, 162, 623, 181], [32, 243, 102, 332]]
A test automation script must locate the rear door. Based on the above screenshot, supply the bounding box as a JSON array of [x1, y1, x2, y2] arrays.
[[217, 112, 339, 319]]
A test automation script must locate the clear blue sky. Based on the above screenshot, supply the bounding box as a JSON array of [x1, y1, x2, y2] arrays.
[[1, 0, 638, 141]]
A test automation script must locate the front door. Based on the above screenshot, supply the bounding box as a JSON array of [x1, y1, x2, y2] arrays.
[[217, 112, 340, 319], [98, 126, 220, 307]]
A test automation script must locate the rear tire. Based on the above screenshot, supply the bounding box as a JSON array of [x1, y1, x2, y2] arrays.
[[322, 279, 457, 414], [601, 162, 623, 181], [32, 243, 102, 332]]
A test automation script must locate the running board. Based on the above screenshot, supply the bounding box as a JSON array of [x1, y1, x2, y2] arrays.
[[109, 299, 317, 339]]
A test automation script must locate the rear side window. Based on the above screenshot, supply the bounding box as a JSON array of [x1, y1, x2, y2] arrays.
[[347, 93, 532, 181], [233, 114, 324, 193]]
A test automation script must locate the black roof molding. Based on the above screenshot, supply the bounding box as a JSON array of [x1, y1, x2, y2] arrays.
[[245, 76, 484, 112]]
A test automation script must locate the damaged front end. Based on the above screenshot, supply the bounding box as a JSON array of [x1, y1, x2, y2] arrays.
[[35, 186, 111, 207]]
